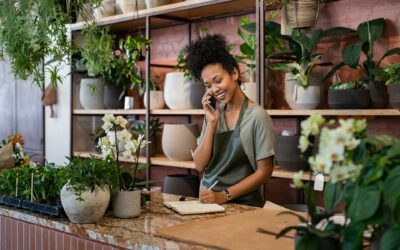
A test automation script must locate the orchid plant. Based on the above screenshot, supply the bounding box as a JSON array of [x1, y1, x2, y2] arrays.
[[98, 114, 149, 191]]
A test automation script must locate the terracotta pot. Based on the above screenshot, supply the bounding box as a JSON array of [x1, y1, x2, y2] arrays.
[[164, 72, 204, 110], [61, 184, 110, 224], [162, 124, 198, 161], [79, 78, 105, 109], [285, 73, 321, 110], [112, 190, 141, 218]]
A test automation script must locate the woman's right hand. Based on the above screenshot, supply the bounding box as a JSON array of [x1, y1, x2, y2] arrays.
[[202, 91, 221, 125]]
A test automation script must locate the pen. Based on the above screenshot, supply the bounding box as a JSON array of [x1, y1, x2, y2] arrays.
[[208, 180, 219, 190]]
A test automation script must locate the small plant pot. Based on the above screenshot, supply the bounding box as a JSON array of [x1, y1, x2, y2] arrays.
[[368, 81, 388, 108], [112, 189, 141, 218], [241, 82, 257, 102], [162, 124, 198, 161], [104, 84, 125, 109], [389, 83, 400, 108], [144, 90, 165, 109], [163, 174, 200, 197], [79, 78, 105, 109], [328, 89, 370, 109], [276, 135, 310, 171], [285, 73, 321, 110]]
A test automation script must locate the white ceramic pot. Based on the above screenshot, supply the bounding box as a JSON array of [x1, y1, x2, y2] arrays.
[[284, 73, 321, 110], [113, 190, 141, 218], [94, 0, 115, 20], [60, 184, 110, 224], [241, 82, 257, 102], [145, 0, 170, 9], [116, 0, 146, 14], [144, 90, 165, 109], [162, 124, 198, 161], [164, 72, 205, 110], [80, 78, 105, 109]]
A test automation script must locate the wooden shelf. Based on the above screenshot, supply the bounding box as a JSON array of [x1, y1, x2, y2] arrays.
[[73, 108, 400, 116], [73, 151, 328, 180], [69, 0, 255, 32], [266, 109, 400, 116]]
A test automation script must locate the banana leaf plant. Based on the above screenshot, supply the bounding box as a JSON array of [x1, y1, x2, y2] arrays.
[[266, 26, 355, 88], [324, 18, 400, 82]]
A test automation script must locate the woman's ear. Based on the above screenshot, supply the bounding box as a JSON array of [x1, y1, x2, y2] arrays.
[[231, 67, 239, 81]]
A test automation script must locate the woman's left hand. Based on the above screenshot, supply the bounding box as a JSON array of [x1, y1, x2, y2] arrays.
[[200, 189, 226, 204]]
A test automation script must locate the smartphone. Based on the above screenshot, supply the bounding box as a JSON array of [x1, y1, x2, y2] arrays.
[[208, 95, 217, 111]]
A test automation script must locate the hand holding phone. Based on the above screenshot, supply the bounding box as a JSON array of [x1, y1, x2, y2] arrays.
[[208, 94, 217, 111]]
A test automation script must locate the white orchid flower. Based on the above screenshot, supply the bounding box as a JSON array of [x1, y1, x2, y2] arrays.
[[329, 165, 350, 183], [102, 114, 115, 123], [309, 153, 333, 174], [102, 121, 113, 132], [118, 129, 132, 142], [292, 171, 304, 188], [115, 116, 128, 128], [299, 135, 311, 153], [301, 114, 325, 137]]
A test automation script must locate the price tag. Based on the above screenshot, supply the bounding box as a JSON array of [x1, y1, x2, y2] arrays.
[[314, 173, 324, 191]]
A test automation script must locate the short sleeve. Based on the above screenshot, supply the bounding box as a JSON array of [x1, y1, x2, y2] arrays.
[[254, 110, 276, 162], [197, 117, 207, 145]]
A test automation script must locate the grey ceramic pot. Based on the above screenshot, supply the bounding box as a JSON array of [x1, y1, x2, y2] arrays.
[[389, 83, 400, 108], [104, 84, 125, 109], [275, 135, 311, 172], [328, 89, 370, 109], [368, 81, 388, 108]]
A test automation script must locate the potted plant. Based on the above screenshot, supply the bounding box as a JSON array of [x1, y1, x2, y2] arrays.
[[80, 23, 114, 109], [381, 63, 400, 108], [143, 74, 165, 109], [163, 44, 205, 110], [98, 114, 149, 218], [325, 18, 400, 108], [264, 0, 319, 29], [327, 76, 370, 109], [131, 117, 163, 157], [235, 16, 286, 102], [60, 156, 118, 223], [267, 27, 354, 110], [0, 0, 102, 88]]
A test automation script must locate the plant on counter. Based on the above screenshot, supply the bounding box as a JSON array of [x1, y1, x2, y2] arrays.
[[267, 26, 354, 88], [325, 18, 400, 82], [329, 76, 368, 90]]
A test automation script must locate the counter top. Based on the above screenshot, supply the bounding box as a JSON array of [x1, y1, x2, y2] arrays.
[[0, 192, 257, 249]]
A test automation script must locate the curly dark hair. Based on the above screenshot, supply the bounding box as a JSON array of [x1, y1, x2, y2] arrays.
[[185, 34, 241, 85]]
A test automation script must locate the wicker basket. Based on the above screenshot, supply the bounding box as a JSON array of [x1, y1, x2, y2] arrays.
[[285, 0, 319, 28]]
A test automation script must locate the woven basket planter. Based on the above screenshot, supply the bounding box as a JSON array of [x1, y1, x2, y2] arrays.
[[285, 0, 319, 28]]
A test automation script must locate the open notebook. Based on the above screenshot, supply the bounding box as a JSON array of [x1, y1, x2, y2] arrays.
[[163, 200, 225, 215]]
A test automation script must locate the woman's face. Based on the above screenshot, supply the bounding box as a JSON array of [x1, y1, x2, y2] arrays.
[[201, 63, 239, 104]]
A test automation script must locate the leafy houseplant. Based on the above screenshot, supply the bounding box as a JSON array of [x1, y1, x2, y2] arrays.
[[327, 76, 370, 109], [381, 63, 400, 85], [0, 0, 102, 88]]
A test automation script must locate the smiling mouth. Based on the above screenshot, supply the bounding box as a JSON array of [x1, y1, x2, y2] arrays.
[[215, 92, 226, 100]]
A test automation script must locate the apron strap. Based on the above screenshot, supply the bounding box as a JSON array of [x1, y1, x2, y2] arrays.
[[234, 97, 248, 137]]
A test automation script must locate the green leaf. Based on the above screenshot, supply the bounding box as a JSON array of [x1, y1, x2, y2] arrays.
[[394, 196, 400, 224], [387, 141, 400, 159], [324, 61, 346, 80], [348, 185, 381, 222], [357, 18, 385, 43], [239, 43, 254, 57], [309, 30, 323, 52], [322, 27, 355, 37], [265, 21, 282, 37], [380, 225, 400, 250], [383, 166, 400, 211], [343, 43, 363, 68], [324, 181, 342, 214], [342, 222, 365, 250], [296, 233, 319, 250], [379, 47, 400, 63]]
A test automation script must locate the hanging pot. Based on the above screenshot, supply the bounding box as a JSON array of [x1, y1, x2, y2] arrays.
[[285, 73, 321, 110], [104, 84, 125, 109], [164, 72, 205, 110], [389, 83, 400, 108], [285, 0, 319, 28], [60, 184, 110, 224], [112, 189, 141, 218], [79, 78, 105, 109]]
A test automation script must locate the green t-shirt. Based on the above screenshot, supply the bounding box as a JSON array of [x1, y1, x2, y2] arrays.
[[197, 103, 276, 169]]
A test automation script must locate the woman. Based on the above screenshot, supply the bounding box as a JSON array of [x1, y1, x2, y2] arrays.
[[188, 34, 275, 207]]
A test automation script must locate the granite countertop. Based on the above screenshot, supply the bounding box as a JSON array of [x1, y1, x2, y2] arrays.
[[0, 192, 257, 249]]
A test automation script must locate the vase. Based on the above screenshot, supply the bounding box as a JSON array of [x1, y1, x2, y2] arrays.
[[60, 184, 110, 224], [241, 82, 257, 102], [79, 78, 105, 109], [104, 84, 125, 109], [144, 90, 165, 109], [162, 124, 198, 161], [112, 189, 141, 218], [284, 73, 321, 110], [164, 72, 205, 110]]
